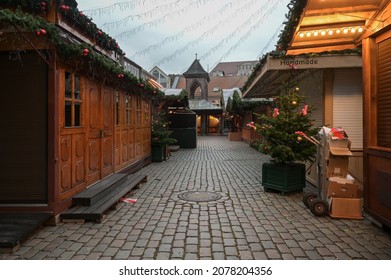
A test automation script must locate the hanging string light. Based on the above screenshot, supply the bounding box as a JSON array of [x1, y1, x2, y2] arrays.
[[99, 0, 193, 31], [209, 0, 284, 70], [157, 0, 278, 69], [82, 0, 161, 18], [130, 0, 253, 59], [256, 23, 284, 59]]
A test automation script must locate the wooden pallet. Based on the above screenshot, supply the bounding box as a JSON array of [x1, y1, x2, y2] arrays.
[[60, 173, 147, 223]]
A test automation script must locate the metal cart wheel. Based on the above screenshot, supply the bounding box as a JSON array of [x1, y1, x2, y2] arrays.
[[309, 198, 329, 217], [303, 192, 318, 208]]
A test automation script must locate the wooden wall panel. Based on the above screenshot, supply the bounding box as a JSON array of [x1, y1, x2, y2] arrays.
[[59, 133, 86, 200], [367, 151, 391, 227], [86, 82, 101, 185], [73, 133, 85, 185], [115, 129, 121, 169], [60, 136, 72, 193], [136, 128, 143, 158], [101, 87, 114, 178]]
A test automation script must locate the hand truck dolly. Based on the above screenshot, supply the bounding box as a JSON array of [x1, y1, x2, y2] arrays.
[[299, 129, 329, 216]]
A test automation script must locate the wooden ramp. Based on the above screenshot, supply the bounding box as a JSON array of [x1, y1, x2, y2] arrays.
[[61, 173, 147, 223], [0, 213, 51, 252]]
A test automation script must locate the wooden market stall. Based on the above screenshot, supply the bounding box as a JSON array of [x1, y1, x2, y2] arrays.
[[0, 1, 160, 221], [281, 0, 391, 228]]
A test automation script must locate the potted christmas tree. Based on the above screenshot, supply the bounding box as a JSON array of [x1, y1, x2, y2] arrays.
[[254, 81, 317, 194], [151, 113, 177, 162]]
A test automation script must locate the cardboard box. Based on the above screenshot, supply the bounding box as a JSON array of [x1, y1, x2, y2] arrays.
[[325, 145, 353, 160], [327, 177, 360, 198], [327, 157, 349, 178], [328, 134, 351, 148], [329, 197, 363, 219]]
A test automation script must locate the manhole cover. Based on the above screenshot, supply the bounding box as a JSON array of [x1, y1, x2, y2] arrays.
[[178, 191, 222, 202]]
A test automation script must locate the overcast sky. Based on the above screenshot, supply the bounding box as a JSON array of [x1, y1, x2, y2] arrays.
[[77, 0, 291, 74]]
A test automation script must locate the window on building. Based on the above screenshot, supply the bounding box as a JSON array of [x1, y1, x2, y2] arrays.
[[64, 72, 82, 127], [152, 70, 159, 79], [125, 93, 133, 125], [144, 100, 150, 124], [136, 96, 142, 125]]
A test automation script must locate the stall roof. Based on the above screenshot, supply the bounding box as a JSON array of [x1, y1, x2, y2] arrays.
[[286, 0, 386, 55], [243, 54, 362, 98], [188, 99, 223, 114]]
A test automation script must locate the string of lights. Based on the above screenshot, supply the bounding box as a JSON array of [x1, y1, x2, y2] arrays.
[[130, 0, 256, 59], [77, 0, 291, 73], [155, 0, 274, 66], [205, 0, 282, 70], [100, 0, 194, 31]]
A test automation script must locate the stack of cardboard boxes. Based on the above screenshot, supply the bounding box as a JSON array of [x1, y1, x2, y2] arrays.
[[324, 129, 363, 219]]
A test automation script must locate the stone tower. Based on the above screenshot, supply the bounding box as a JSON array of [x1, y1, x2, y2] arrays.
[[183, 57, 210, 135], [183, 58, 210, 100]]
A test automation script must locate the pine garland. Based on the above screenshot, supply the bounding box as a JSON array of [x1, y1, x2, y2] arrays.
[[0, 6, 163, 99]]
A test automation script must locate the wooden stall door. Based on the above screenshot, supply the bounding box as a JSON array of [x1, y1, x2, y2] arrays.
[[101, 88, 114, 178], [86, 82, 114, 185]]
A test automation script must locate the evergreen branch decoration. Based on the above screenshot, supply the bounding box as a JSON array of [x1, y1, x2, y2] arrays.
[[0, 6, 164, 99]]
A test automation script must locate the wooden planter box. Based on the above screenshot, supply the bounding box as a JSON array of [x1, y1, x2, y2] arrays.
[[228, 132, 241, 141], [262, 163, 306, 194], [151, 145, 165, 162]]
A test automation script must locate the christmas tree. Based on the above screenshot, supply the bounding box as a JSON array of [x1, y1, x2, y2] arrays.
[[151, 113, 177, 146], [254, 81, 317, 164]]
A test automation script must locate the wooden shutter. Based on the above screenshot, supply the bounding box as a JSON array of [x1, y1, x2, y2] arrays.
[[377, 37, 391, 148]]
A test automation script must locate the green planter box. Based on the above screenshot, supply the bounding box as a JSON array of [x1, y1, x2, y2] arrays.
[[151, 145, 164, 162], [262, 163, 305, 194]]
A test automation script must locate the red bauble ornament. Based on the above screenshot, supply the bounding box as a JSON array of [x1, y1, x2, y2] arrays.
[[82, 48, 89, 56], [40, 1, 46, 7], [139, 83, 144, 87], [37, 29, 46, 36], [60, 5, 70, 11]]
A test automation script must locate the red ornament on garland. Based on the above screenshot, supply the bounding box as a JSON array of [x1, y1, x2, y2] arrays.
[[37, 29, 46, 36], [82, 48, 89, 56], [139, 83, 144, 87], [60, 5, 70, 11]]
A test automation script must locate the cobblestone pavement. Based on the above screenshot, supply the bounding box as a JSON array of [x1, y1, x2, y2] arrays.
[[1, 136, 391, 260]]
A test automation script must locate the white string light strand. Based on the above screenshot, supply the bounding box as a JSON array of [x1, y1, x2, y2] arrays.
[[81, 0, 160, 18], [112, 0, 216, 39], [256, 23, 283, 59], [99, 0, 192, 31], [157, 0, 276, 69], [131, 0, 257, 59], [209, 0, 284, 69]]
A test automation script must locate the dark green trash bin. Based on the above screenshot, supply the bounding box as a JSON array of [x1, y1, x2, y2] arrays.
[[171, 128, 197, 148], [169, 109, 197, 148]]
